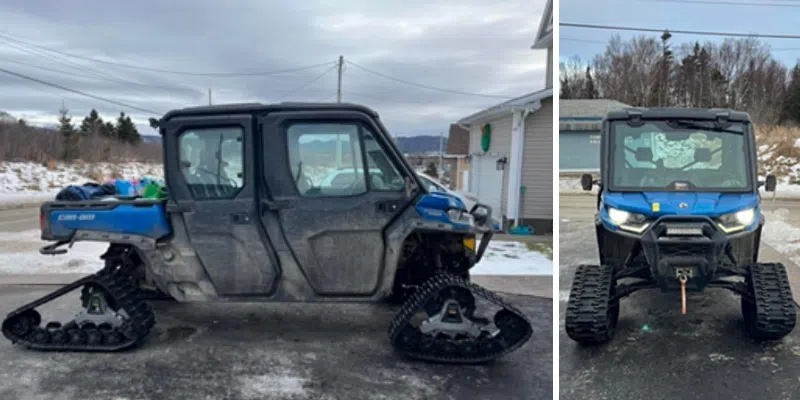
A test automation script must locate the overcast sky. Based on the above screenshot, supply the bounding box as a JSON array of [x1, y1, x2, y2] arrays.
[[0, 0, 547, 137], [561, 0, 800, 68]]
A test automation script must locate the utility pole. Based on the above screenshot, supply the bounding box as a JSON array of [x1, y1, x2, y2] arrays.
[[337, 55, 343, 103], [439, 132, 445, 180], [208, 89, 212, 105]]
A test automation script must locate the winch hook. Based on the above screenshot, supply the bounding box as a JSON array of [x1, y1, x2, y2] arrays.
[[678, 273, 688, 315]]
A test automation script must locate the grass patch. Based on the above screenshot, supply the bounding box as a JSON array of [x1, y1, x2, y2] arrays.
[[526, 242, 553, 260]]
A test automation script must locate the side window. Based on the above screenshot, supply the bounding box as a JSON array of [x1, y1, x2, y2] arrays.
[[287, 123, 366, 197], [179, 127, 244, 200], [361, 128, 405, 192]]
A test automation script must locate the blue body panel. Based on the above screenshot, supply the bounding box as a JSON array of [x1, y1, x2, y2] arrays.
[[414, 192, 473, 230], [599, 191, 761, 234], [48, 203, 171, 240]]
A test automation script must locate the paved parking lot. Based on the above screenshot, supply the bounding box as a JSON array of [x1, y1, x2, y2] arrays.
[[559, 195, 800, 400]]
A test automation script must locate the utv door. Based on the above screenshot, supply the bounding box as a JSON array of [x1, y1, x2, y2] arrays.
[[162, 114, 281, 295], [259, 111, 415, 297]]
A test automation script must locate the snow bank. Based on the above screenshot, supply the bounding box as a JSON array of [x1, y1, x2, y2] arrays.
[[0, 161, 163, 207], [471, 241, 552, 276], [0, 230, 106, 274]]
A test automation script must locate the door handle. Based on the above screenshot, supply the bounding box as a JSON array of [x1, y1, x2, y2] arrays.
[[377, 200, 401, 213], [231, 212, 251, 224]]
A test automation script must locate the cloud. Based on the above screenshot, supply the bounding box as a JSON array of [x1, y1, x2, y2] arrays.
[[0, 0, 547, 137]]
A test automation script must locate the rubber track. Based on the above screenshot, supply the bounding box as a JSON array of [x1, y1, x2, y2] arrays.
[[2, 268, 155, 351], [388, 273, 533, 364], [748, 262, 796, 340], [564, 264, 617, 345]]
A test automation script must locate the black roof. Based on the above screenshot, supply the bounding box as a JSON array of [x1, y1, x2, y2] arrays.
[[605, 107, 752, 122], [158, 102, 379, 123]]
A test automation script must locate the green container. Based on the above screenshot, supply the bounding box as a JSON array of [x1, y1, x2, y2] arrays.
[[141, 181, 167, 199]]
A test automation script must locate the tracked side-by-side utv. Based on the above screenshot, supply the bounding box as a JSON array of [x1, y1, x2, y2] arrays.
[[565, 107, 797, 344], [2, 103, 533, 363]]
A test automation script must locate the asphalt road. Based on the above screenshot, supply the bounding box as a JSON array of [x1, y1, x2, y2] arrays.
[[0, 206, 553, 400], [559, 195, 800, 400]]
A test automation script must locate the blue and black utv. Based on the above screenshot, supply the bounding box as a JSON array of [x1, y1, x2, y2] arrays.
[[565, 107, 796, 344], [2, 102, 532, 363]]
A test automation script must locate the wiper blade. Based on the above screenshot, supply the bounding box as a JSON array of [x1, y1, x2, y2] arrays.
[[669, 119, 742, 134]]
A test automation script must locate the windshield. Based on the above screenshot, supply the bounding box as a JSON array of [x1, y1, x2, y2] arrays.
[[608, 120, 751, 192]]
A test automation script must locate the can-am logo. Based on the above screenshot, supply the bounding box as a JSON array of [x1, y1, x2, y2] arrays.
[[57, 213, 96, 221]]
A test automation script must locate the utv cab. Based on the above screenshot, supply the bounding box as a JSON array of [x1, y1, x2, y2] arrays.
[[2, 102, 533, 364], [565, 107, 796, 344]]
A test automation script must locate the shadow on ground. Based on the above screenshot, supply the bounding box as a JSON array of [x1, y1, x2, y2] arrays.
[[0, 286, 552, 400]]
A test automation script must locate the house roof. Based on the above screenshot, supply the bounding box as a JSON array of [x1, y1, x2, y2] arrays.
[[532, 0, 553, 49], [458, 87, 553, 125], [446, 123, 469, 155], [559, 99, 631, 131]]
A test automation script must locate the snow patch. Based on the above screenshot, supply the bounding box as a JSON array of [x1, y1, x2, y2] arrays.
[[761, 209, 800, 266], [0, 230, 106, 274], [0, 161, 162, 194], [471, 241, 552, 276], [237, 373, 309, 399]]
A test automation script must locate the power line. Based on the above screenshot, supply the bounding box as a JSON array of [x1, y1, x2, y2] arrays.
[[344, 60, 514, 99], [0, 32, 337, 77], [561, 37, 608, 44], [0, 50, 193, 93], [638, 0, 800, 6], [560, 22, 800, 39], [276, 64, 338, 101], [0, 66, 161, 115]]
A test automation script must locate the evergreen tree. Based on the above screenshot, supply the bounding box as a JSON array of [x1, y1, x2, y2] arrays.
[[584, 66, 598, 99], [58, 104, 78, 160], [18, 118, 26, 127], [79, 109, 104, 136], [115, 112, 141, 145], [784, 63, 800, 125], [560, 76, 572, 99], [101, 121, 116, 138]]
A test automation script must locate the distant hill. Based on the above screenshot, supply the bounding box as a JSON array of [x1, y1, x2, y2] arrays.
[[141, 135, 162, 144], [395, 135, 447, 154]]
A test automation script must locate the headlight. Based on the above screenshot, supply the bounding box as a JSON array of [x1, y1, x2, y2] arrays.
[[606, 206, 649, 233], [447, 209, 474, 226], [718, 208, 755, 233]]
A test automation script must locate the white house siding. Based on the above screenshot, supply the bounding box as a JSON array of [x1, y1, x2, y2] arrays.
[[468, 113, 513, 216], [521, 98, 553, 219]]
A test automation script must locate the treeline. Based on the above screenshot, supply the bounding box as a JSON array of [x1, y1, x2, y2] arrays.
[[1, 107, 159, 164], [560, 33, 800, 125], [55, 106, 142, 161]]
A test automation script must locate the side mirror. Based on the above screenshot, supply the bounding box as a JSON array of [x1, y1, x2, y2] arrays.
[[580, 174, 594, 191], [765, 174, 777, 192]]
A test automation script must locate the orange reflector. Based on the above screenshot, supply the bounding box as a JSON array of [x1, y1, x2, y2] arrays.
[[463, 237, 476, 251]]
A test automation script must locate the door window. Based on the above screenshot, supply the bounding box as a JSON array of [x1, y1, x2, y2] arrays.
[[287, 123, 367, 197], [362, 129, 405, 192], [178, 127, 244, 200]]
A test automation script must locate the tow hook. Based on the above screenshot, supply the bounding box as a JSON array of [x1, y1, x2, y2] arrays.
[[678, 273, 688, 315]]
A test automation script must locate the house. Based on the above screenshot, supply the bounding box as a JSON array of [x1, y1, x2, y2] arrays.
[[559, 99, 631, 172], [451, 0, 554, 234], [532, 0, 553, 89], [445, 123, 470, 191]]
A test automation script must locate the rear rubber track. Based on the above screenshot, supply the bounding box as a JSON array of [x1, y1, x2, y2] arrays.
[[389, 273, 533, 364], [743, 262, 796, 341], [2, 267, 155, 351]]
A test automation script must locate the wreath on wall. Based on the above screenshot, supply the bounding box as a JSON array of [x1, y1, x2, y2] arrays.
[[481, 123, 491, 152]]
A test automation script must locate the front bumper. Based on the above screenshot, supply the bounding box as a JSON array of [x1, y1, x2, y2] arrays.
[[598, 215, 760, 291]]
